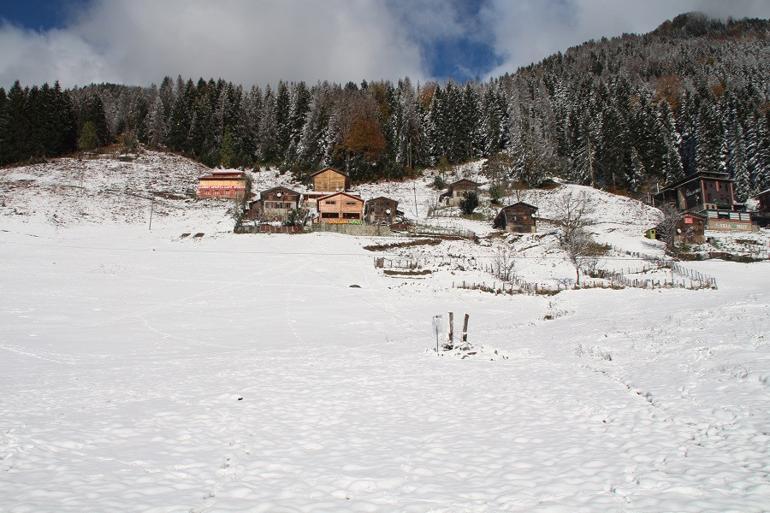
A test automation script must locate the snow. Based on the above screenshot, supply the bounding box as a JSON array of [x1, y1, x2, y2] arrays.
[[2, 153, 770, 512]]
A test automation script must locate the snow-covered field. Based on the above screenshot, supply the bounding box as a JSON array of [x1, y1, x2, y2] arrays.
[[2, 153, 770, 512]]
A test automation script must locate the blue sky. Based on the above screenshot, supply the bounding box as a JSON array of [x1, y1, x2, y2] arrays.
[[1, 0, 768, 87]]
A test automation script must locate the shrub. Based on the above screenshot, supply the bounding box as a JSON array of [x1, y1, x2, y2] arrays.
[[459, 191, 479, 215]]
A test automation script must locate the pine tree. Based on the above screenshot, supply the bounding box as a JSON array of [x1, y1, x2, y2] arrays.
[[275, 81, 291, 161], [658, 100, 684, 184], [627, 146, 645, 192], [747, 114, 770, 195], [259, 86, 279, 163], [695, 102, 723, 175], [732, 124, 751, 202], [145, 95, 167, 148], [572, 115, 599, 185], [0, 87, 8, 164], [5, 81, 30, 162]]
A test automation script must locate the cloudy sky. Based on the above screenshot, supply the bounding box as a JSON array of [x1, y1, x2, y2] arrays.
[[1, 0, 769, 88]]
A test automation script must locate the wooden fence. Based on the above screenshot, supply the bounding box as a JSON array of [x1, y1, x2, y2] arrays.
[[408, 222, 477, 241], [235, 224, 305, 234], [313, 223, 393, 237]]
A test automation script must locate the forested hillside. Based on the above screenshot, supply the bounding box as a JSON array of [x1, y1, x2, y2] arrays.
[[1, 12, 768, 199]]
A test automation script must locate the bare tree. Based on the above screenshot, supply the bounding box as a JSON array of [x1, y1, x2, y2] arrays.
[[492, 245, 517, 282], [553, 191, 596, 286], [563, 228, 598, 286], [657, 202, 682, 251], [552, 191, 594, 245]]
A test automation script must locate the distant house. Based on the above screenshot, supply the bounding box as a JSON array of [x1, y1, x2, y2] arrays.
[[197, 171, 247, 200], [311, 167, 350, 192], [442, 179, 480, 206], [317, 192, 364, 224], [753, 189, 770, 228], [247, 186, 301, 221], [493, 202, 538, 233], [675, 213, 706, 244], [659, 171, 735, 213], [658, 172, 754, 232], [365, 197, 400, 225]]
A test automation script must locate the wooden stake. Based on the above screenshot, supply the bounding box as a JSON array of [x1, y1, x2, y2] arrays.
[[448, 312, 454, 348], [462, 313, 469, 343]]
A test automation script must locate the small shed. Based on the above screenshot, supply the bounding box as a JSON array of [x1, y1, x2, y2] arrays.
[[676, 213, 706, 244], [493, 202, 538, 233], [443, 179, 480, 206], [317, 192, 364, 224], [311, 167, 350, 192], [197, 171, 247, 200], [365, 197, 399, 225]]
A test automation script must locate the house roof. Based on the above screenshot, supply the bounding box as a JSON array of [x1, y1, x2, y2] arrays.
[[501, 201, 538, 212], [260, 186, 301, 196], [449, 178, 480, 188], [366, 196, 398, 204], [310, 167, 348, 178], [317, 191, 364, 203], [199, 173, 245, 181], [660, 171, 733, 191]]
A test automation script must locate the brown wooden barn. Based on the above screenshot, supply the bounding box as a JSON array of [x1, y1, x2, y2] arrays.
[[675, 213, 706, 244], [753, 189, 770, 228], [317, 192, 364, 224], [365, 197, 399, 225], [247, 186, 301, 221], [442, 179, 480, 206], [311, 167, 350, 192], [197, 171, 247, 200], [658, 172, 735, 212], [493, 202, 538, 233]]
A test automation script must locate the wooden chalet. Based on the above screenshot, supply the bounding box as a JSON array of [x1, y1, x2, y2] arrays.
[[247, 186, 301, 221], [365, 197, 400, 225], [197, 171, 247, 200], [658, 172, 754, 232], [753, 189, 770, 228], [317, 192, 364, 224], [493, 202, 538, 233], [310, 167, 350, 192], [442, 179, 480, 206]]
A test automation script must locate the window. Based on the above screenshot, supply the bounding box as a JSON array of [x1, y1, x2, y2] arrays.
[[321, 212, 339, 218], [343, 213, 361, 219], [325, 200, 336, 205], [345, 201, 358, 206]]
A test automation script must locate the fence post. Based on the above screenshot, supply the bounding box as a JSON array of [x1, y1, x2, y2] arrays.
[[448, 312, 454, 348], [462, 313, 470, 344]]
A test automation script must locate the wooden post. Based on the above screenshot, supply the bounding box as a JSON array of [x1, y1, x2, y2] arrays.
[[148, 197, 154, 231], [462, 313, 469, 344], [448, 312, 454, 348]]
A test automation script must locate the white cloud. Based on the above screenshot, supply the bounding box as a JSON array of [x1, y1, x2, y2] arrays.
[[1, 0, 768, 88], [481, 0, 770, 78], [0, 0, 432, 87]]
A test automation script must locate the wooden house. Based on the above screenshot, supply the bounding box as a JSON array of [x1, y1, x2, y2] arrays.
[[675, 213, 706, 244], [365, 197, 399, 225], [493, 202, 538, 233], [247, 186, 301, 221], [442, 179, 480, 206], [197, 171, 247, 200], [753, 189, 770, 228], [310, 167, 350, 192], [658, 171, 756, 232], [659, 171, 735, 212], [317, 192, 364, 224]]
